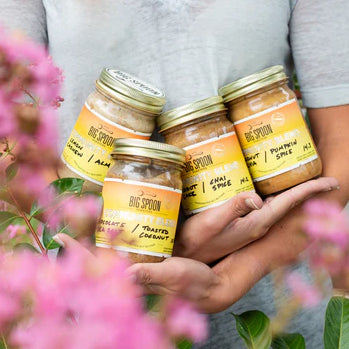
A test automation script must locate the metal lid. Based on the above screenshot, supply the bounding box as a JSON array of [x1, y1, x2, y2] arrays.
[[96, 68, 166, 114], [157, 96, 227, 132], [111, 138, 186, 167], [218, 65, 288, 103]]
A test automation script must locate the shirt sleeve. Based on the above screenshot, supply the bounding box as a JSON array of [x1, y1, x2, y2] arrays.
[[290, 0, 349, 108], [0, 0, 47, 45]]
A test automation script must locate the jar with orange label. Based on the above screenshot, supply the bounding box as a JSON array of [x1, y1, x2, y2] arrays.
[[157, 96, 254, 215], [59, 68, 166, 192], [219, 65, 322, 196], [95, 138, 185, 263]]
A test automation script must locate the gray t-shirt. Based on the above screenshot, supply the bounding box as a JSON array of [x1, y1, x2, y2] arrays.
[[1, 1, 348, 348]]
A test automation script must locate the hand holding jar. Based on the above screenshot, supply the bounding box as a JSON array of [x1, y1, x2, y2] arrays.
[[126, 176, 339, 312], [53, 176, 338, 312]]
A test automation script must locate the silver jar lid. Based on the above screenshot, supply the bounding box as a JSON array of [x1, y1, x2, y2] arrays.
[[218, 65, 288, 103], [96, 68, 166, 114], [111, 138, 186, 167], [157, 96, 227, 132]]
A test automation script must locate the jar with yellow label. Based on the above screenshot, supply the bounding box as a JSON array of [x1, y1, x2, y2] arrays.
[[59, 68, 166, 192], [157, 96, 254, 215], [219, 65, 322, 195], [95, 138, 185, 263]]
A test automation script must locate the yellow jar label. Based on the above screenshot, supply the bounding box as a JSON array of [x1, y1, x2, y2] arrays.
[[181, 132, 254, 215], [233, 99, 318, 182], [61, 104, 151, 185], [95, 178, 182, 258]]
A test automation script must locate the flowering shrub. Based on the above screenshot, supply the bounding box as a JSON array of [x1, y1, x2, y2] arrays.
[[232, 199, 349, 349], [0, 27, 207, 349]]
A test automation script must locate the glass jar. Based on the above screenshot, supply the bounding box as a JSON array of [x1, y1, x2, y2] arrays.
[[59, 68, 166, 192], [95, 138, 185, 263], [157, 96, 254, 215], [219, 65, 322, 195]]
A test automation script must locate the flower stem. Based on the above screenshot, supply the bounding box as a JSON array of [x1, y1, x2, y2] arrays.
[[22, 88, 39, 106], [1, 334, 8, 349], [8, 188, 46, 255]]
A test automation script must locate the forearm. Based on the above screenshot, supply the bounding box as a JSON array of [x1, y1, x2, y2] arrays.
[[308, 105, 349, 206], [242, 105, 349, 271], [210, 105, 349, 309]]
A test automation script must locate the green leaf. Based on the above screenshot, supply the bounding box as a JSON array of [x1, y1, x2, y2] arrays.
[[43, 225, 70, 250], [5, 162, 18, 182], [0, 211, 22, 232], [176, 339, 193, 349], [272, 333, 305, 349], [233, 310, 272, 349], [50, 178, 85, 195], [324, 296, 349, 349], [13, 242, 40, 253], [29, 201, 45, 218], [145, 294, 161, 311]]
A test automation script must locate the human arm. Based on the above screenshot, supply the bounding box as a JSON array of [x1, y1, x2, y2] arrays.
[[127, 175, 340, 312], [214, 105, 349, 301], [153, 106, 348, 312], [144, 0, 349, 309]]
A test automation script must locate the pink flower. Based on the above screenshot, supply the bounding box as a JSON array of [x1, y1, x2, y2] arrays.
[[0, 292, 21, 328], [17, 165, 48, 197], [5, 224, 26, 239], [303, 199, 349, 276], [307, 241, 348, 275], [35, 106, 59, 151], [0, 200, 8, 211], [64, 195, 101, 218], [0, 25, 62, 161], [303, 199, 349, 247], [105, 228, 122, 241], [0, 248, 178, 349], [165, 297, 208, 343], [286, 272, 322, 308], [37, 185, 57, 209], [0, 90, 16, 137], [60, 195, 102, 235]]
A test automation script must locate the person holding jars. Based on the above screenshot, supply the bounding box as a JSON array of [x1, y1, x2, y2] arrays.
[[1, 1, 348, 348]]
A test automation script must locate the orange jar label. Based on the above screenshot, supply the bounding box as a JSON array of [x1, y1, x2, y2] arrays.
[[61, 104, 151, 185], [233, 99, 318, 182], [95, 178, 182, 258], [181, 132, 254, 215]]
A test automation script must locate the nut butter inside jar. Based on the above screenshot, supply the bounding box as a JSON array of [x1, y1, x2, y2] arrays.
[[59, 68, 166, 192], [219, 65, 322, 196], [158, 96, 254, 215], [95, 138, 185, 263]]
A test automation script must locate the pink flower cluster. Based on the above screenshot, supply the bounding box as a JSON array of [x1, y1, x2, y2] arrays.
[[0, 26, 63, 145], [0, 26, 63, 197], [285, 272, 322, 308], [3, 224, 26, 241], [303, 199, 349, 275], [43, 192, 102, 236], [0, 248, 207, 349]]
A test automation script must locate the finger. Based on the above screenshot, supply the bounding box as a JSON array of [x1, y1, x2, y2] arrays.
[[177, 177, 339, 263], [191, 192, 263, 232], [127, 258, 183, 290], [174, 191, 262, 254], [261, 176, 339, 227], [52, 233, 95, 258], [127, 257, 217, 300]]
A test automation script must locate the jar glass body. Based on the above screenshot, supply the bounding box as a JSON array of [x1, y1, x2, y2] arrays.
[[161, 111, 254, 215], [95, 155, 183, 263], [58, 87, 157, 192], [226, 80, 322, 195]]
